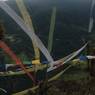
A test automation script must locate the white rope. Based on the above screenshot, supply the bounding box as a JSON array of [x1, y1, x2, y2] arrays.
[[0, 88, 7, 93], [48, 43, 88, 72], [0, 1, 88, 72], [63, 43, 88, 64], [87, 55, 95, 59], [0, 1, 54, 64]]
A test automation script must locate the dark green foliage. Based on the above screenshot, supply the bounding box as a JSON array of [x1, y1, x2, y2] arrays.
[[0, 0, 93, 60]]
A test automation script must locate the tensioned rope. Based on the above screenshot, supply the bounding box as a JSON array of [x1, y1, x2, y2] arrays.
[[0, 1, 54, 66], [0, 40, 36, 83], [48, 43, 88, 72], [16, 0, 40, 60]]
